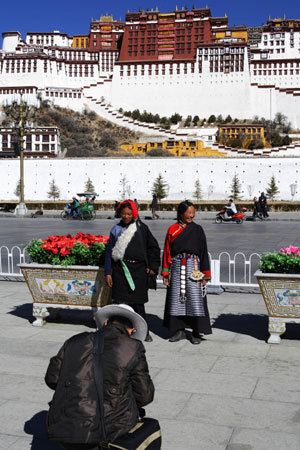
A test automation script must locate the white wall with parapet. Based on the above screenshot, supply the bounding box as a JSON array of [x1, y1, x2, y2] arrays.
[[0, 157, 299, 201]]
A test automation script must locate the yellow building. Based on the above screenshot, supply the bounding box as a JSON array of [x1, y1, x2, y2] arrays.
[[214, 26, 248, 43], [217, 124, 265, 146], [72, 35, 89, 48], [121, 139, 227, 157]]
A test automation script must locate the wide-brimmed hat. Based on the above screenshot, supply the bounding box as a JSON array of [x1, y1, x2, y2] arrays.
[[94, 304, 147, 341]]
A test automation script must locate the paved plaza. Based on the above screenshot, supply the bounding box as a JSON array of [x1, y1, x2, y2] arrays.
[[1, 281, 300, 449]]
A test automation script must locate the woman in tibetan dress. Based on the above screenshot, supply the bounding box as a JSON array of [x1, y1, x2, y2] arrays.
[[162, 200, 212, 344], [105, 200, 161, 341]]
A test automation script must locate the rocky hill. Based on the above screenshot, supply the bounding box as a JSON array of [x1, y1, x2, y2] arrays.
[[35, 103, 138, 157]]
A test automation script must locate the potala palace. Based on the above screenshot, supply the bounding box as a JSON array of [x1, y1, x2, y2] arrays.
[[1, 6, 300, 202], [1, 6, 300, 128]]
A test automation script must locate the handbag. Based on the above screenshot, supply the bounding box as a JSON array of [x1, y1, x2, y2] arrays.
[[109, 417, 162, 450], [93, 332, 162, 450]]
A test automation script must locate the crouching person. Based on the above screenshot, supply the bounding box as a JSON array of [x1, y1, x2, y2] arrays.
[[45, 304, 161, 450]]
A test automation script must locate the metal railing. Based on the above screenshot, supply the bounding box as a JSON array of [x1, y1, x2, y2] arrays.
[[0, 246, 260, 288], [0, 245, 28, 279]]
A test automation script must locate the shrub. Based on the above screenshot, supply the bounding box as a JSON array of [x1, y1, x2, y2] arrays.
[[259, 246, 300, 274], [26, 233, 108, 267]]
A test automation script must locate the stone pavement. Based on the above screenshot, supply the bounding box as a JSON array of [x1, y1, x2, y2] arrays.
[[1, 282, 300, 450]]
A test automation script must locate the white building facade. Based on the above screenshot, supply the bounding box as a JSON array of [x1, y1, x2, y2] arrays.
[[0, 16, 300, 128]]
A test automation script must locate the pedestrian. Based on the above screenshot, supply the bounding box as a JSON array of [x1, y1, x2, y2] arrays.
[[134, 198, 139, 209], [252, 197, 262, 220], [150, 194, 159, 220], [105, 199, 161, 342], [162, 200, 212, 344], [259, 192, 269, 218], [45, 303, 160, 450], [114, 200, 120, 218], [31, 203, 43, 218]]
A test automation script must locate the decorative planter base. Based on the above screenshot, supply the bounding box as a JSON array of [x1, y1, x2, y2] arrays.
[[19, 263, 111, 326], [255, 270, 300, 344]]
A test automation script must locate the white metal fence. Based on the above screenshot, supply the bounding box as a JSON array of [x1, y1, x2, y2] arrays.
[[0, 246, 260, 288]]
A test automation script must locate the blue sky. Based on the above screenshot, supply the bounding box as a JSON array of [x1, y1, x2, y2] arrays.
[[1, 0, 300, 47]]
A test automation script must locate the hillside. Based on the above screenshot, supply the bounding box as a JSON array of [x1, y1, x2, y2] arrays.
[[35, 103, 138, 157]]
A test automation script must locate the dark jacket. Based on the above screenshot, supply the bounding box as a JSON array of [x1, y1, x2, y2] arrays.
[[105, 220, 161, 304], [45, 324, 154, 444]]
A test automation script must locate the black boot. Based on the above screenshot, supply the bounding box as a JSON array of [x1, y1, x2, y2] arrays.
[[145, 331, 153, 342], [169, 329, 186, 342], [190, 331, 202, 345]]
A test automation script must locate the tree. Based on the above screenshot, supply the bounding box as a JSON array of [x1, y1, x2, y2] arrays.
[[224, 114, 232, 123], [184, 115, 192, 127], [216, 114, 224, 124], [1, 99, 37, 134], [274, 112, 287, 127], [230, 174, 242, 200], [193, 179, 202, 201], [192, 115, 200, 126], [281, 135, 291, 146], [170, 113, 182, 124], [47, 179, 60, 200], [208, 115, 216, 123], [119, 175, 131, 200], [266, 175, 279, 201], [151, 173, 169, 201], [84, 177, 95, 192]]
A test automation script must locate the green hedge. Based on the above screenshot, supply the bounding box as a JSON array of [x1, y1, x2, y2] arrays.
[[2, 200, 300, 212]]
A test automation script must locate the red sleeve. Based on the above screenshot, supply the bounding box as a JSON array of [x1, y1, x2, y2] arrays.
[[161, 229, 172, 277]]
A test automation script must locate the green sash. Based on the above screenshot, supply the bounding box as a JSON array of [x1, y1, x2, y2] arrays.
[[120, 260, 135, 291]]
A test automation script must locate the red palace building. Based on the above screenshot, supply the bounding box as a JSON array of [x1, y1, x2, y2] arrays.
[[89, 15, 125, 73], [118, 6, 220, 63]]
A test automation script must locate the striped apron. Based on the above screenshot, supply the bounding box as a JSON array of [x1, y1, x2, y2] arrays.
[[168, 253, 205, 317]]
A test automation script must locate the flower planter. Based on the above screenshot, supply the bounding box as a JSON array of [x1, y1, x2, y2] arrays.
[[19, 263, 111, 327], [255, 270, 300, 344]]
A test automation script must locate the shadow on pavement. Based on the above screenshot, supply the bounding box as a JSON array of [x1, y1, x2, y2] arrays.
[[7, 303, 34, 323], [146, 313, 169, 340], [24, 410, 61, 450], [212, 313, 300, 341], [8, 303, 96, 328], [212, 313, 269, 341]]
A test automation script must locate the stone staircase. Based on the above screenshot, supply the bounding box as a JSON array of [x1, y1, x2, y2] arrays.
[[212, 141, 300, 157], [82, 79, 176, 137]]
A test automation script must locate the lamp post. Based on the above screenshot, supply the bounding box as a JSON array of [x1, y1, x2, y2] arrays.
[[5, 92, 38, 216], [15, 94, 26, 215]]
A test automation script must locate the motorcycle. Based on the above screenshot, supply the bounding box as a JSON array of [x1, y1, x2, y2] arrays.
[[215, 206, 247, 224], [61, 192, 98, 221]]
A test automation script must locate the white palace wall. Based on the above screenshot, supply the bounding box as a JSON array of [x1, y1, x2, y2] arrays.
[[0, 157, 299, 202], [110, 64, 300, 128]]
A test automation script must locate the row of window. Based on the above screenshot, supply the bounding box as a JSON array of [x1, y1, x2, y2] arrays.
[[199, 47, 245, 55], [128, 21, 205, 30], [253, 62, 300, 68], [120, 63, 196, 76], [1, 135, 56, 142], [0, 88, 34, 95], [253, 69, 300, 75], [1, 143, 56, 152], [45, 91, 82, 98], [210, 65, 244, 73], [57, 51, 98, 61]]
